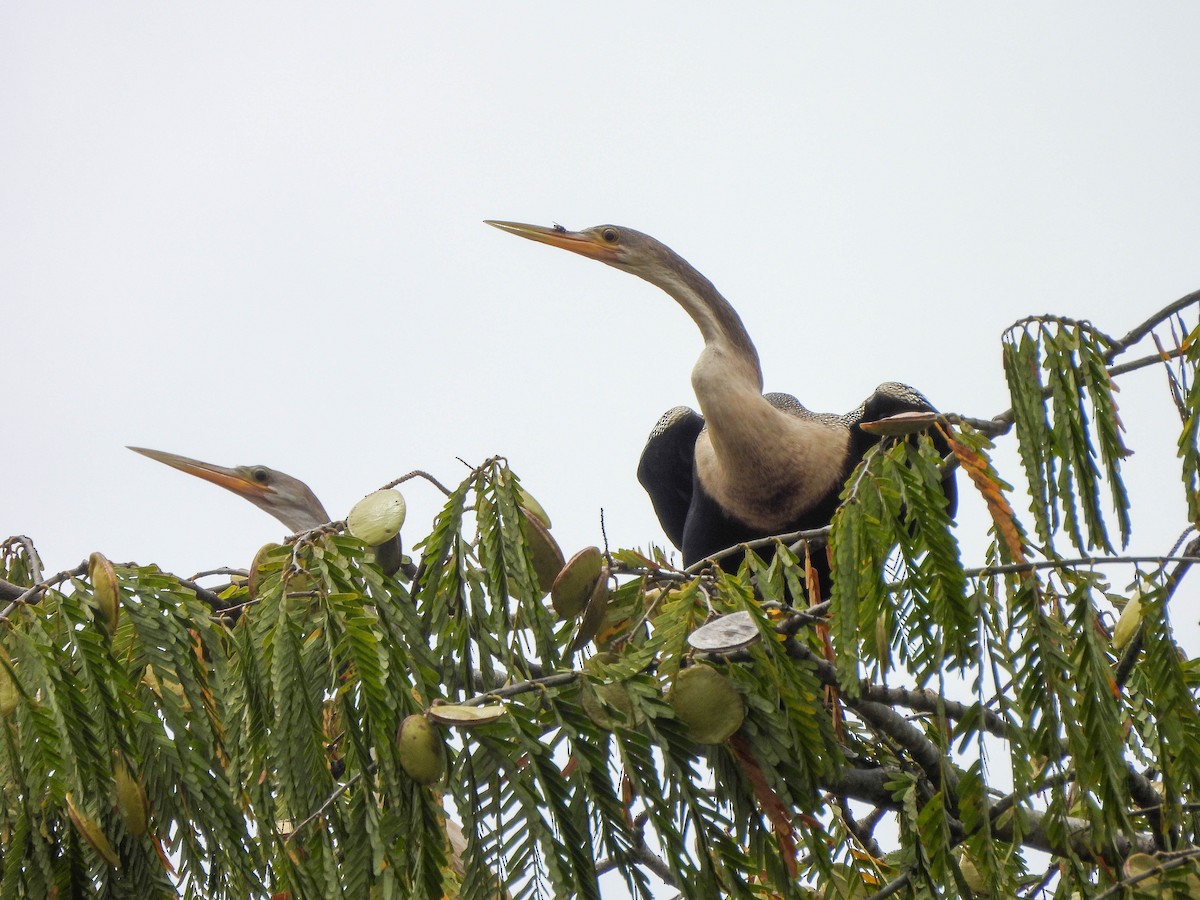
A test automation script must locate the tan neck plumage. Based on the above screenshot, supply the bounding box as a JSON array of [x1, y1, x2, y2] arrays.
[[647, 265, 850, 530]]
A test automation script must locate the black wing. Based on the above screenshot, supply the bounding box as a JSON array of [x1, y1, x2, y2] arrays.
[[637, 406, 705, 551], [853, 382, 957, 518]]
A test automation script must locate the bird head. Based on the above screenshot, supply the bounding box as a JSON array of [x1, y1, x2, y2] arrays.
[[127, 447, 330, 533], [485, 220, 679, 282]]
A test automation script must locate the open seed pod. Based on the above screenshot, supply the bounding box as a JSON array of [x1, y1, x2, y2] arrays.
[[113, 755, 149, 837], [569, 566, 611, 653], [347, 489, 407, 547], [88, 552, 120, 631], [687, 610, 760, 654], [858, 409, 940, 436], [66, 792, 120, 867], [551, 546, 603, 620], [668, 663, 745, 744], [1124, 851, 1200, 893], [519, 508, 564, 596], [397, 714, 447, 785], [427, 703, 507, 728]]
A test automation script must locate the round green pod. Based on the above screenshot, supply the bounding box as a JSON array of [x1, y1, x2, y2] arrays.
[[398, 714, 447, 785], [668, 664, 745, 745]]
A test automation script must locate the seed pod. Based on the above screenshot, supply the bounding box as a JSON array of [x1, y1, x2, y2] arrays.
[[0, 649, 17, 717], [957, 850, 987, 896], [519, 508, 564, 596], [668, 664, 745, 745], [426, 703, 507, 727], [580, 655, 641, 731], [1112, 591, 1143, 650], [248, 542, 282, 599], [569, 567, 610, 652], [687, 610, 759, 654], [551, 546, 603, 620], [397, 714, 447, 785], [65, 792, 120, 867], [370, 534, 404, 577], [516, 485, 551, 529], [88, 552, 120, 631], [347, 490, 407, 547], [113, 756, 149, 837]]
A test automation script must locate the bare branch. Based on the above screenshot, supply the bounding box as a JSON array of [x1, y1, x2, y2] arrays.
[[0, 562, 87, 621], [378, 469, 453, 497], [1107, 287, 1200, 361]]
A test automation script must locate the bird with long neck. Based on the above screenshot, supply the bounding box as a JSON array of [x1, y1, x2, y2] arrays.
[[128, 446, 415, 578], [486, 221, 954, 575]]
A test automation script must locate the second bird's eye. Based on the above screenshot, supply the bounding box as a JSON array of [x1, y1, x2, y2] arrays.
[[602, 228, 619, 243], [252, 468, 269, 484]]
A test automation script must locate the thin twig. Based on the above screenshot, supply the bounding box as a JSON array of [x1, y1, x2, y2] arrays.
[[1107, 287, 1200, 361], [189, 567, 247, 581], [1091, 846, 1200, 900], [963, 555, 1200, 580], [378, 469, 453, 497], [684, 525, 832, 574], [1115, 535, 1200, 687], [0, 562, 87, 621], [286, 772, 363, 842], [458, 671, 580, 707]]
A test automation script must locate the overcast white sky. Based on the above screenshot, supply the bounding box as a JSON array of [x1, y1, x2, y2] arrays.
[[3, 3, 1200, 895]]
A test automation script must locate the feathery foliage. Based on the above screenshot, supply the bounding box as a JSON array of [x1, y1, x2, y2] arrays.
[[2, 293, 1200, 897]]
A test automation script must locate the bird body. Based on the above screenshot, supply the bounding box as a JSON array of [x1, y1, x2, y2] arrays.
[[487, 220, 956, 574]]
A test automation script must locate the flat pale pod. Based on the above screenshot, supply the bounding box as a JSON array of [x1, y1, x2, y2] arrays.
[[858, 410, 940, 436], [66, 793, 121, 867], [687, 610, 760, 653], [427, 703, 507, 727]]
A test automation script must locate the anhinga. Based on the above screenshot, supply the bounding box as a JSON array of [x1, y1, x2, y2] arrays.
[[486, 221, 956, 580], [127, 447, 409, 576]]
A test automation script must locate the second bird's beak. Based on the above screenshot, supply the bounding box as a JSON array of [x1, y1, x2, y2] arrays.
[[127, 446, 270, 501]]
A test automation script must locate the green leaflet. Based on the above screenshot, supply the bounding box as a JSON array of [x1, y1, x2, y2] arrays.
[[1003, 318, 1131, 554]]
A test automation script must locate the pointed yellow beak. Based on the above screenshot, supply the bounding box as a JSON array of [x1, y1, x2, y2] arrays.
[[127, 446, 270, 499], [485, 220, 619, 262]]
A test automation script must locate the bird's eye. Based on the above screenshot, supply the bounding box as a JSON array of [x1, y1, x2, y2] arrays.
[[602, 228, 619, 243], [252, 468, 269, 484]]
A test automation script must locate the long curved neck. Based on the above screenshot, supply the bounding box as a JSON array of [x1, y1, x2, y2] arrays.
[[640, 254, 764, 399], [643, 250, 849, 526]]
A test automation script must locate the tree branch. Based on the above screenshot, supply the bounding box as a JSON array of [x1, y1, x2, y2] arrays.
[[0, 562, 87, 621], [1115, 535, 1200, 687], [1107, 287, 1200, 361]]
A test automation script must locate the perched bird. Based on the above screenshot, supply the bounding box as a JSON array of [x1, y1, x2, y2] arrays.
[[128, 447, 408, 576], [486, 221, 955, 581]]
